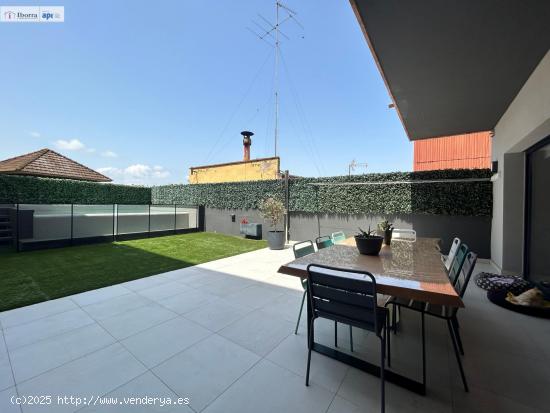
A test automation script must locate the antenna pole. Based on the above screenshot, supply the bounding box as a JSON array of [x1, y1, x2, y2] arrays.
[[274, 1, 279, 157]]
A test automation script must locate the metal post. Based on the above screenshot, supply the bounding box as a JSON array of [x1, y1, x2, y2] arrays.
[[148, 204, 151, 237], [16, 203, 20, 252], [112, 204, 116, 242], [70, 204, 74, 245], [174, 204, 177, 233], [115, 204, 119, 240], [284, 169, 290, 244]]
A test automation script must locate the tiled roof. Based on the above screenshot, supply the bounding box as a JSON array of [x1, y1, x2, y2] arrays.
[[0, 149, 112, 182]]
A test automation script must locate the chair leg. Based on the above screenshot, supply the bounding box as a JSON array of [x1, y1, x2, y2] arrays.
[[447, 319, 469, 392], [349, 325, 354, 352], [334, 321, 338, 348], [380, 334, 386, 413], [451, 317, 464, 356], [386, 314, 391, 367], [392, 303, 398, 334], [421, 311, 426, 387], [295, 290, 307, 335], [306, 318, 314, 386]]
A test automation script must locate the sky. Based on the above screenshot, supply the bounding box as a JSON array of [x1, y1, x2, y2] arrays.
[[0, 0, 412, 185]]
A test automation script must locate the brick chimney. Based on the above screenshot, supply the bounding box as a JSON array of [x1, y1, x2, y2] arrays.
[[241, 131, 254, 162]]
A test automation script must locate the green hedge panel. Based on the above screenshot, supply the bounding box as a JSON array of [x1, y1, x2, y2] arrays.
[[0, 175, 151, 205], [152, 169, 492, 216]]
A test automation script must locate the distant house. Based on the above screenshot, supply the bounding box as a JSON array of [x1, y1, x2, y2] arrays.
[[413, 131, 492, 171], [0, 148, 111, 182]]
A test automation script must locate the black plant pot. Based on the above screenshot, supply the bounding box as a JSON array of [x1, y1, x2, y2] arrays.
[[354, 235, 384, 256], [383, 229, 393, 246]]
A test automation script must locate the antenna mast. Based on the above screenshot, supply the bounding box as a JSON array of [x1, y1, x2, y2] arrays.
[[274, 1, 280, 158], [246, 1, 303, 158]]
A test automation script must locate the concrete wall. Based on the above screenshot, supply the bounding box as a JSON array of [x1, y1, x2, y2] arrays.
[[491, 50, 550, 273], [205, 207, 492, 258]]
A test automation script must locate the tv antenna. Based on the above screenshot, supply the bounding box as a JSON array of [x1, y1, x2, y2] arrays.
[[348, 159, 368, 176], [246, 2, 304, 158]]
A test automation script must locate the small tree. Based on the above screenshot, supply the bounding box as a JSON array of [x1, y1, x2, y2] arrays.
[[258, 197, 285, 230]]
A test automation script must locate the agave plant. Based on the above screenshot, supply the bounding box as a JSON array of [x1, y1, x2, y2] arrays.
[[378, 219, 394, 232], [356, 226, 378, 238]]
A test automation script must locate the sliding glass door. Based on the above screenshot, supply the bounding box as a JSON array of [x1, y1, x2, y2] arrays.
[[525, 136, 550, 282]]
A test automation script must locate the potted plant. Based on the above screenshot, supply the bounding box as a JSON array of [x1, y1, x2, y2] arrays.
[[258, 197, 285, 250], [355, 226, 384, 256], [378, 219, 394, 246]]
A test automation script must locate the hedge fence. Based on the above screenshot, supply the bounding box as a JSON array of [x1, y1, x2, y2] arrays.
[[0, 175, 151, 205], [0, 169, 492, 216], [152, 169, 492, 216]]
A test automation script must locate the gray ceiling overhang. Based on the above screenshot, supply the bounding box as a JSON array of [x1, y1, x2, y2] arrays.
[[351, 0, 550, 140]]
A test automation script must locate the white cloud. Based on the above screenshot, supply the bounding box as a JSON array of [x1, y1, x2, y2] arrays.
[[54, 139, 85, 151], [97, 164, 171, 184], [28, 131, 41, 138], [101, 150, 118, 158]]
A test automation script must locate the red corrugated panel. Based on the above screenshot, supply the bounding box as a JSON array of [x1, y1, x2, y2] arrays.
[[413, 131, 491, 171]]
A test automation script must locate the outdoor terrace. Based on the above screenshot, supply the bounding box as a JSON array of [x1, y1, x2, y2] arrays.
[[1, 244, 547, 413]]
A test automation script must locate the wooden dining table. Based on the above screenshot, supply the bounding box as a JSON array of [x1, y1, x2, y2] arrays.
[[277, 237, 462, 395]]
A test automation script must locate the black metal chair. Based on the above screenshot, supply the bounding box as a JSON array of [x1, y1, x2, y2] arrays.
[[385, 251, 478, 392], [305, 264, 389, 413], [293, 242, 355, 351]]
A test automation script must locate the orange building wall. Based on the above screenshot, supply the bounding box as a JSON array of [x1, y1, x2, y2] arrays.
[[413, 131, 492, 171]]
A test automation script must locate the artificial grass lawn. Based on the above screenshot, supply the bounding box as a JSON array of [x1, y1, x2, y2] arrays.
[[0, 232, 267, 312]]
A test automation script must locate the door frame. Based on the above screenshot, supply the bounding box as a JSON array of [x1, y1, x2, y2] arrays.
[[523, 134, 550, 279]]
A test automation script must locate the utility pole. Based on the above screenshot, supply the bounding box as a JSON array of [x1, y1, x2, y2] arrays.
[[274, 1, 279, 157]]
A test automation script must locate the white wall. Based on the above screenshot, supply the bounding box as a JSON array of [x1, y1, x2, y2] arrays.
[[491, 50, 550, 272]]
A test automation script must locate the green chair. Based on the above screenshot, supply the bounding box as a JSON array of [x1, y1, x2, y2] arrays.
[[315, 235, 334, 249], [331, 231, 346, 243]]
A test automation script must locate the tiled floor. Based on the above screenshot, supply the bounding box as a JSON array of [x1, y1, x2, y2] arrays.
[[0, 246, 548, 413]]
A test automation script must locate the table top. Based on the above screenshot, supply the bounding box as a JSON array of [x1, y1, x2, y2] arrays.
[[278, 237, 463, 307]]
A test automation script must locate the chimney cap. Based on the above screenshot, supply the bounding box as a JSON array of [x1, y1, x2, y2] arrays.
[[240, 131, 254, 137]]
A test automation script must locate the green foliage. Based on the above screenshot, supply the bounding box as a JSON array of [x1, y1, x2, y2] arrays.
[[378, 220, 394, 231], [0, 175, 151, 205], [151, 179, 284, 209], [357, 226, 378, 238], [258, 197, 285, 228], [152, 169, 492, 216]]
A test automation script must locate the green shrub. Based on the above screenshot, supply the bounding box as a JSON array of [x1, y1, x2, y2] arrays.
[[0, 175, 151, 205]]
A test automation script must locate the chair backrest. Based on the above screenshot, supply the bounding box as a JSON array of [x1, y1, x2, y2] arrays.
[[315, 235, 334, 250], [449, 243, 469, 285], [331, 231, 346, 243], [306, 264, 382, 336], [392, 228, 416, 242], [293, 240, 315, 259], [444, 237, 461, 271], [454, 251, 477, 298]]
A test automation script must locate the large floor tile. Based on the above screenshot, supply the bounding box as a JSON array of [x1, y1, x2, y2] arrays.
[[218, 310, 294, 356], [0, 387, 21, 413], [259, 290, 306, 324], [70, 285, 130, 307], [327, 396, 363, 413], [266, 334, 349, 392], [4, 309, 94, 350], [202, 359, 335, 413], [0, 299, 78, 329], [80, 372, 194, 413], [0, 331, 14, 391], [121, 317, 211, 368], [82, 293, 152, 321], [121, 275, 171, 292], [223, 284, 287, 310], [197, 276, 257, 297], [10, 323, 115, 383], [184, 298, 251, 332], [136, 281, 193, 302], [17, 343, 146, 413], [153, 334, 259, 412], [97, 303, 177, 340], [158, 289, 218, 315]]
